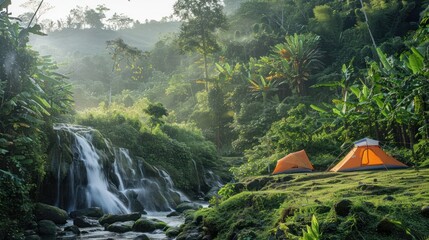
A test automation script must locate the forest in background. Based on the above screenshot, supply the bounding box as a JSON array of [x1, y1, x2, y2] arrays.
[[1, 0, 429, 238], [29, 0, 428, 174]]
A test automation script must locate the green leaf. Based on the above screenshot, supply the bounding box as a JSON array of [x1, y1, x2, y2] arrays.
[[349, 86, 361, 98], [35, 96, 51, 109], [376, 48, 392, 71], [406, 48, 424, 74], [333, 108, 342, 116], [310, 104, 327, 113]]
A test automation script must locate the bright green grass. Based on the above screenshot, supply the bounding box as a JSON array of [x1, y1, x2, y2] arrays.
[[183, 168, 429, 240]]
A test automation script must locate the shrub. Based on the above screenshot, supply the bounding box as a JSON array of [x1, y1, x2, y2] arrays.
[[0, 170, 32, 239]]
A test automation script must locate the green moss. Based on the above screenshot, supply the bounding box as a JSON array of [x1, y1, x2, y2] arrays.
[[75, 110, 223, 196], [180, 169, 429, 239]]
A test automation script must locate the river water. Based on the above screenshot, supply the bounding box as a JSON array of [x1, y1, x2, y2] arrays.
[[60, 211, 184, 240]]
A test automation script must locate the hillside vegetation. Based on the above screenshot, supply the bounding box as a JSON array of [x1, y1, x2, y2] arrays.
[[179, 168, 429, 239], [1, 0, 429, 238]]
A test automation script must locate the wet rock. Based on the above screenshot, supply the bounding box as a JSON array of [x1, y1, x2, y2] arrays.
[[34, 203, 68, 224], [132, 218, 167, 232], [107, 221, 134, 233], [74, 216, 100, 228], [134, 234, 150, 240], [125, 190, 146, 213], [203, 186, 221, 201], [99, 212, 141, 225], [70, 207, 103, 218], [421, 206, 429, 217], [175, 202, 202, 213], [176, 229, 202, 240], [37, 220, 57, 236], [167, 211, 180, 217], [165, 227, 180, 237], [334, 199, 352, 217], [64, 225, 80, 235]]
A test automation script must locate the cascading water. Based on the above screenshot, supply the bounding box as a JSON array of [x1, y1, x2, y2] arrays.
[[48, 124, 189, 214]]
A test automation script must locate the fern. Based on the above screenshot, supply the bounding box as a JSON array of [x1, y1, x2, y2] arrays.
[[300, 215, 321, 240]]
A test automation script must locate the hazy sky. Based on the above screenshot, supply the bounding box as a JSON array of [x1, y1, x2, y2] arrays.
[[8, 0, 177, 22]]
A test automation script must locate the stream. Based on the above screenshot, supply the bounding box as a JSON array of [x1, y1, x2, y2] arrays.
[[60, 211, 185, 240], [42, 124, 214, 239]]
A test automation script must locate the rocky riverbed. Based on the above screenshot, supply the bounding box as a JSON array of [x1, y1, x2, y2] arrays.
[[25, 202, 204, 240]]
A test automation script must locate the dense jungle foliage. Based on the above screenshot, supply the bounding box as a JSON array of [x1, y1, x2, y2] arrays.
[[1, 0, 429, 238], [34, 0, 427, 177]]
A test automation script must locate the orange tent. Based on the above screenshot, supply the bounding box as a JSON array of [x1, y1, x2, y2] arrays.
[[330, 138, 408, 172], [272, 150, 314, 174]]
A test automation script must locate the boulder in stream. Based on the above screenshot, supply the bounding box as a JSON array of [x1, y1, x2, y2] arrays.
[[37, 220, 57, 236], [134, 234, 150, 240], [132, 218, 167, 232], [74, 216, 100, 228], [70, 207, 104, 218], [175, 202, 202, 213], [107, 221, 134, 233], [34, 203, 68, 224], [99, 212, 141, 225]]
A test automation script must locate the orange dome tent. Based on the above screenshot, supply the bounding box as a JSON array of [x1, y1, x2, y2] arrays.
[[330, 138, 408, 172], [272, 150, 314, 174]]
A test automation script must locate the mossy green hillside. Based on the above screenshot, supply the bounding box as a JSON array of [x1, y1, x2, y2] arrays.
[[182, 168, 429, 240]]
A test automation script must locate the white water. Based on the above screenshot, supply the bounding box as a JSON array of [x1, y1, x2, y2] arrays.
[[52, 124, 189, 214], [65, 127, 128, 213]]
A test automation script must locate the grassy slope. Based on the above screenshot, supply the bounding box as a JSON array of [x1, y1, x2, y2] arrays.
[[183, 168, 429, 240]]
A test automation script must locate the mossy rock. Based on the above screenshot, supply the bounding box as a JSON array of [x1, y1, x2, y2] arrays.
[[165, 227, 180, 237], [64, 225, 80, 235], [37, 220, 57, 236], [246, 177, 270, 191], [34, 203, 68, 224], [74, 216, 100, 228], [376, 218, 412, 239], [70, 207, 104, 218], [334, 199, 352, 217], [106, 221, 134, 233], [99, 212, 141, 225], [175, 202, 202, 213], [132, 218, 166, 232]]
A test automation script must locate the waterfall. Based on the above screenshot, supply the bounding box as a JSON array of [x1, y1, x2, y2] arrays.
[[191, 159, 202, 196], [49, 124, 188, 214]]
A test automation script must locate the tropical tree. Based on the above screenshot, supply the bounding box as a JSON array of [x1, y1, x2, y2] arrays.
[[107, 13, 133, 30], [173, 0, 227, 83], [144, 102, 169, 131], [0, 7, 72, 237], [106, 38, 144, 105], [274, 33, 324, 95], [66, 6, 85, 29], [84, 5, 109, 29]]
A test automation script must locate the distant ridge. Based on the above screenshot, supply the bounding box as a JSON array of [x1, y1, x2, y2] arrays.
[[30, 21, 180, 60]]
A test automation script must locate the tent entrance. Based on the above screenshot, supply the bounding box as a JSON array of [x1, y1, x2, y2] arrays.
[[361, 148, 384, 166]]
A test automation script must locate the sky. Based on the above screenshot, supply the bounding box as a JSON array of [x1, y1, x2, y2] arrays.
[[8, 0, 177, 22]]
